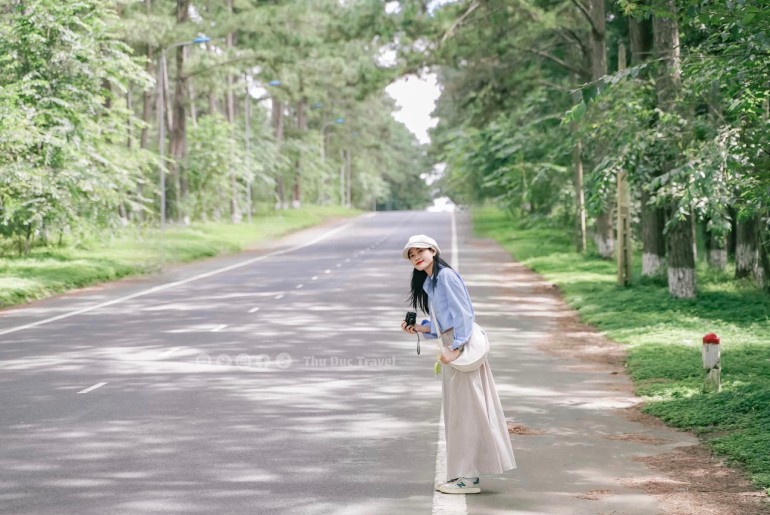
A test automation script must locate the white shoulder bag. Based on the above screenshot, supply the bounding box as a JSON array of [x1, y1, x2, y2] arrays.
[[430, 300, 490, 373]]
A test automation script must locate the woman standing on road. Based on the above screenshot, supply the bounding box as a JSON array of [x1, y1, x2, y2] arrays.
[[400, 234, 516, 494]]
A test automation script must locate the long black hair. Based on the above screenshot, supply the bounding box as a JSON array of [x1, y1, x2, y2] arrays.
[[408, 252, 453, 314]]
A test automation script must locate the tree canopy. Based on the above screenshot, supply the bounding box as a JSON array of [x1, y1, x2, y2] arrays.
[[2, 0, 769, 298]]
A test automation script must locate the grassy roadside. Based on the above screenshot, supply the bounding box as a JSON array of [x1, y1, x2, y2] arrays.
[[472, 207, 770, 492], [0, 206, 360, 309]]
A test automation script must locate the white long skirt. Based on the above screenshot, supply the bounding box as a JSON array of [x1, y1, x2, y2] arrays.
[[442, 359, 516, 479]]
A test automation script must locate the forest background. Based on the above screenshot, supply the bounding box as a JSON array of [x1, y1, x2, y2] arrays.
[[0, 0, 769, 495]]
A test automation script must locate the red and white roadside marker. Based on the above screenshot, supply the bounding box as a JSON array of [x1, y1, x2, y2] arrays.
[[702, 332, 721, 393]]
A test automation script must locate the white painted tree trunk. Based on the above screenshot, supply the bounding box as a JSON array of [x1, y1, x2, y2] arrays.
[[594, 232, 615, 259], [668, 267, 695, 298], [755, 267, 765, 289], [643, 253, 665, 277], [594, 212, 615, 259], [736, 243, 757, 275]]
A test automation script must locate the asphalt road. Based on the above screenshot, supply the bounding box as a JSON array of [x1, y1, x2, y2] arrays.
[[0, 210, 715, 515], [0, 211, 459, 514]]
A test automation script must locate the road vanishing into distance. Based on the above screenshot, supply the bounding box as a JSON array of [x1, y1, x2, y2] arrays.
[[0, 211, 461, 514], [0, 210, 705, 514]]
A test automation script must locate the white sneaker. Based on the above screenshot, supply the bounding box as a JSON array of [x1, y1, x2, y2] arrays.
[[435, 477, 458, 491], [437, 477, 480, 494]]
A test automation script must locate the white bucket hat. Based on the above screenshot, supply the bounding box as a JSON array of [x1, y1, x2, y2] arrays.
[[402, 234, 441, 260]]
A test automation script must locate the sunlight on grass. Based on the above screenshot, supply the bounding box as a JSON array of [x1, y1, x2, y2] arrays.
[[473, 206, 770, 492]]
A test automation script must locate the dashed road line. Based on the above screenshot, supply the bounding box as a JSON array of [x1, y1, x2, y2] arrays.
[[0, 217, 359, 337], [77, 382, 108, 394]]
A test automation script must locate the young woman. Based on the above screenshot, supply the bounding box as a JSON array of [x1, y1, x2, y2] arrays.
[[400, 234, 516, 494]]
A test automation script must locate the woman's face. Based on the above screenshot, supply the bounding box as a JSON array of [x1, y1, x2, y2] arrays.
[[408, 247, 435, 273]]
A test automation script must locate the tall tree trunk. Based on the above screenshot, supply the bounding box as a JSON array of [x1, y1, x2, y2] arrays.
[[572, 89, 586, 254], [272, 97, 286, 209], [594, 210, 614, 258], [170, 0, 191, 222], [293, 77, 307, 209], [139, 0, 153, 151], [176, 50, 190, 208], [641, 190, 666, 276], [141, 46, 154, 151], [704, 77, 727, 270], [628, 17, 653, 66], [126, 89, 133, 150], [588, 0, 613, 258], [346, 147, 352, 207], [188, 80, 197, 126], [631, 15, 666, 276], [735, 215, 758, 280], [707, 225, 728, 270], [758, 220, 770, 292], [588, 0, 606, 83], [226, 0, 240, 222], [209, 90, 219, 115], [667, 209, 696, 298], [654, 0, 694, 298], [136, 41, 150, 223]]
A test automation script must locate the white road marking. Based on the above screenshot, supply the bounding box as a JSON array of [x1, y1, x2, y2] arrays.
[[296, 284, 304, 289], [0, 218, 359, 337], [275, 294, 284, 300], [432, 406, 466, 514], [210, 324, 227, 332], [433, 211, 466, 514], [324, 270, 331, 274], [311, 276, 318, 281], [249, 307, 260, 313], [77, 382, 108, 394]]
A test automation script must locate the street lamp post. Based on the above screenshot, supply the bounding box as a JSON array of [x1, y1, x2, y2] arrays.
[[244, 78, 252, 224], [157, 35, 210, 233]]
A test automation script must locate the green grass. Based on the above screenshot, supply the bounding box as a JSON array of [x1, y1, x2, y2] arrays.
[[473, 206, 770, 493], [0, 205, 359, 308]]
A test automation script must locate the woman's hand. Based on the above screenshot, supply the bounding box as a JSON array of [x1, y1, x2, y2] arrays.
[[401, 321, 429, 334], [439, 347, 462, 364]]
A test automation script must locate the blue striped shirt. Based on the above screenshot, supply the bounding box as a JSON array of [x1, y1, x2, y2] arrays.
[[419, 266, 474, 350]]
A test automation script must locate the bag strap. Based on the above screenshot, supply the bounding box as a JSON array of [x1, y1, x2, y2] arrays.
[[429, 298, 442, 334]]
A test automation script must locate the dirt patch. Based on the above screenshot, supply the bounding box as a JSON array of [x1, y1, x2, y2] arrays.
[[507, 422, 546, 435], [604, 433, 668, 445], [616, 404, 670, 429], [536, 313, 628, 370], [510, 262, 770, 514], [576, 489, 614, 500], [620, 445, 769, 514]]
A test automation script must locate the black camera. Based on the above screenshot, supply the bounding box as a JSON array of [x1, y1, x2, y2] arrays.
[[405, 311, 417, 327]]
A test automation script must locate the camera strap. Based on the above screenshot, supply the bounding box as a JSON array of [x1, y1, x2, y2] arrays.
[[416, 332, 420, 355]]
